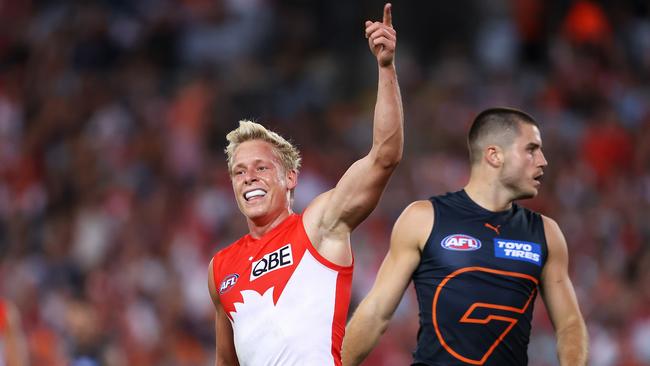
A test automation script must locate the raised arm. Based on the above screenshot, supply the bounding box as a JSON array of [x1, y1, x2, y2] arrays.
[[304, 3, 403, 250], [540, 216, 588, 366], [208, 259, 240, 366], [342, 200, 431, 366]]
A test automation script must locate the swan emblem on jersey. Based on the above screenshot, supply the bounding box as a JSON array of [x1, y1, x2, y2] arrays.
[[228, 251, 339, 365]]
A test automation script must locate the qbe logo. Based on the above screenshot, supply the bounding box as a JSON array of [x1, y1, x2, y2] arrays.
[[219, 274, 239, 294], [250, 244, 293, 281]]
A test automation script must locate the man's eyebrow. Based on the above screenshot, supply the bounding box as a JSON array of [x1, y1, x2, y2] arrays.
[[232, 159, 265, 168]]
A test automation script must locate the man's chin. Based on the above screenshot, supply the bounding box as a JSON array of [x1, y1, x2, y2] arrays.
[[514, 189, 537, 201], [243, 209, 266, 220], [238, 203, 266, 219]]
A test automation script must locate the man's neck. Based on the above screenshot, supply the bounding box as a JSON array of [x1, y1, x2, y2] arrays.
[[247, 209, 293, 239], [464, 177, 514, 212]]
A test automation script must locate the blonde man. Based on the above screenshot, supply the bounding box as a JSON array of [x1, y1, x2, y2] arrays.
[[207, 3, 403, 365]]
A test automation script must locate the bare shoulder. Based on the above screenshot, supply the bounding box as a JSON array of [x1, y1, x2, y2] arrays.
[[399, 199, 433, 222], [301, 189, 333, 236], [391, 199, 434, 251], [541, 215, 569, 259], [541, 215, 560, 231], [207, 257, 220, 307], [541, 216, 565, 243]]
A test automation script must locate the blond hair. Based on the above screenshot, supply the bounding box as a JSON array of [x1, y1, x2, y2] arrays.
[[225, 120, 302, 174]]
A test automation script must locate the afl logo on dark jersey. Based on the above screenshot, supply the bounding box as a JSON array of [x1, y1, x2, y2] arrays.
[[219, 274, 239, 294], [441, 234, 481, 251]]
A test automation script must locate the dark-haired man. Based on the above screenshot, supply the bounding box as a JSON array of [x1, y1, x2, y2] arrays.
[[343, 108, 588, 366]]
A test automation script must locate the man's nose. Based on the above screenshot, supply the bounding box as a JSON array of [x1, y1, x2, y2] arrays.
[[244, 171, 258, 184], [538, 151, 548, 167]]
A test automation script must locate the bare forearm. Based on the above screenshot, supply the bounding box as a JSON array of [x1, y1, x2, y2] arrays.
[[557, 320, 588, 366], [343, 305, 389, 366], [371, 64, 403, 168]]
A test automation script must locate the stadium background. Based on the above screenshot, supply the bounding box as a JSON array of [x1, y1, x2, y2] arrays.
[[0, 0, 649, 365]]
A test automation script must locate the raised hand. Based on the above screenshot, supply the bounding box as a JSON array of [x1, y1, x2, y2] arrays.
[[365, 3, 396, 67]]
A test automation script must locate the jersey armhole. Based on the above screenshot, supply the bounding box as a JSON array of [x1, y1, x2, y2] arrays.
[[420, 198, 438, 254], [298, 215, 354, 273], [537, 213, 550, 266], [211, 253, 223, 299]]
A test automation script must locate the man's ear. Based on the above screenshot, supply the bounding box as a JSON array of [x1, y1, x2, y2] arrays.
[[485, 145, 503, 168], [286, 169, 298, 190]]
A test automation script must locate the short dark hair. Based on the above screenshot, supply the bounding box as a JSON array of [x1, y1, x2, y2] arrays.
[[467, 107, 538, 164]]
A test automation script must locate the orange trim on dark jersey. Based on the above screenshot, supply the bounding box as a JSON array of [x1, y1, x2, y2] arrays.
[[484, 223, 501, 235], [432, 267, 539, 365]]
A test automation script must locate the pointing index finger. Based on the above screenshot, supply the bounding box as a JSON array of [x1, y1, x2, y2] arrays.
[[383, 3, 392, 27]]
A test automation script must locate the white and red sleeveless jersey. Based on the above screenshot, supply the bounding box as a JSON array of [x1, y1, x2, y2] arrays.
[[212, 214, 353, 366]]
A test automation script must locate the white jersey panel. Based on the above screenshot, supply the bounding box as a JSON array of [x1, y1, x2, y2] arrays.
[[230, 250, 338, 366]]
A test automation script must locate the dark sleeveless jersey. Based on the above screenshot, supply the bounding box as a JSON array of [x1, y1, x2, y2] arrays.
[[411, 190, 547, 366]]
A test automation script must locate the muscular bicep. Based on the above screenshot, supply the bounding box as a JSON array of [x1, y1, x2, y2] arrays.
[[363, 200, 431, 319], [540, 216, 585, 335], [540, 216, 588, 365], [302, 158, 396, 263], [312, 156, 397, 232]]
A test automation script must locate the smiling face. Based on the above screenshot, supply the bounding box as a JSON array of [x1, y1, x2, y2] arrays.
[[230, 140, 297, 224], [499, 122, 548, 200]]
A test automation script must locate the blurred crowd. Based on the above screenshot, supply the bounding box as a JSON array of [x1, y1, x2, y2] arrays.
[[0, 0, 649, 365]]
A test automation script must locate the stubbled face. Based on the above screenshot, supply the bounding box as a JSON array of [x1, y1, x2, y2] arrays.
[[230, 140, 296, 223], [499, 123, 548, 200]]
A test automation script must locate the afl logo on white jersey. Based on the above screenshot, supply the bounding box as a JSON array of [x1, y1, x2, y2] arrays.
[[441, 234, 482, 251], [219, 274, 239, 294]]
